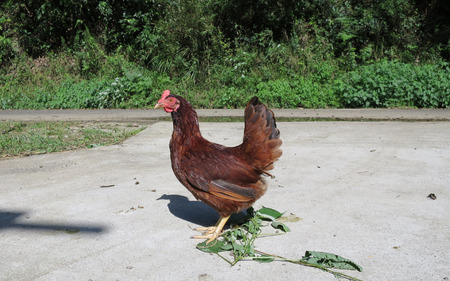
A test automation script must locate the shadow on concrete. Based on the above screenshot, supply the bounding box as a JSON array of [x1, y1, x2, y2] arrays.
[[157, 194, 220, 227], [157, 194, 251, 228], [0, 210, 107, 234]]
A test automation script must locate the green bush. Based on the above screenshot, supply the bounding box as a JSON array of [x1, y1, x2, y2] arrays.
[[0, 16, 14, 67], [8, 79, 110, 109], [337, 61, 450, 108], [256, 79, 299, 108], [4, 0, 162, 58], [1, 0, 449, 109], [74, 28, 106, 78], [256, 78, 340, 108], [210, 74, 341, 109], [212, 87, 252, 108], [52, 71, 172, 109], [1, 69, 172, 109]]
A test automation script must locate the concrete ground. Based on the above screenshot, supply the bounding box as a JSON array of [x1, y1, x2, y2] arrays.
[[1, 108, 450, 122], [1, 109, 450, 281]]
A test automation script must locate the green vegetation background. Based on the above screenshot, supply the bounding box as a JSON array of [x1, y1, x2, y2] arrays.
[[1, 0, 449, 109]]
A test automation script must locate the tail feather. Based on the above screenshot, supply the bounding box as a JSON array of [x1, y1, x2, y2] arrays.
[[239, 97, 282, 173]]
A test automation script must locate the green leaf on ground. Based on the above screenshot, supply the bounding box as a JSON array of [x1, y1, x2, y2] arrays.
[[301, 251, 363, 272], [256, 207, 284, 221], [271, 221, 290, 232], [196, 239, 230, 253]]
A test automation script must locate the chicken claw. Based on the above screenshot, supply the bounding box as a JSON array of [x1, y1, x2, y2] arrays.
[[194, 226, 217, 235], [192, 215, 230, 244]]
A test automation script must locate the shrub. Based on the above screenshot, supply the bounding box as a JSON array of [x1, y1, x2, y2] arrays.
[[256, 79, 299, 108], [0, 16, 14, 67], [212, 87, 254, 109], [0, 69, 172, 109], [81, 71, 172, 109], [337, 61, 450, 108], [256, 78, 340, 108]]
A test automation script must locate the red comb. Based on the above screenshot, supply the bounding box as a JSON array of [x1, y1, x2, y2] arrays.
[[162, 90, 171, 98]]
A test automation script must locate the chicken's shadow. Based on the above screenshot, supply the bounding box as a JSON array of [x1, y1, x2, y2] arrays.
[[157, 194, 219, 227], [157, 194, 250, 228]]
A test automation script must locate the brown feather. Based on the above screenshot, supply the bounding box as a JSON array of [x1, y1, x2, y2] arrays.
[[164, 94, 281, 217]]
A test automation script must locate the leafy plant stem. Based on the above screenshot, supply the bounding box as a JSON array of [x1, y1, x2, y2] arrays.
[[252, 249, 364, 281], [216, 252, 235, 266], [197, 207, 364, 280]]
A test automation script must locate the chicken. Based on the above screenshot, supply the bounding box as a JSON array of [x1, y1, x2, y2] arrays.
[[154, 90, 282, 243]]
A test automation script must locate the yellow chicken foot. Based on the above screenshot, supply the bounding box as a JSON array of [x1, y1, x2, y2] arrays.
[[192, 215, 230, 244], [194, 226, 217, 235]]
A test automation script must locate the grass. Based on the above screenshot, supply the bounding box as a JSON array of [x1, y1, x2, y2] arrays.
[[0, 121, 146, 159]]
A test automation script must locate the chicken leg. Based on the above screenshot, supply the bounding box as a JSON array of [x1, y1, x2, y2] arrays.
[[193, 215, 230, 244]]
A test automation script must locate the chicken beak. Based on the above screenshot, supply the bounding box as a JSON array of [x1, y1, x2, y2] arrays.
[[154, 102, 163, 109]]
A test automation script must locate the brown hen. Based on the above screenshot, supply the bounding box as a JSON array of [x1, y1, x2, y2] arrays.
[[155, 90, 282, 243]]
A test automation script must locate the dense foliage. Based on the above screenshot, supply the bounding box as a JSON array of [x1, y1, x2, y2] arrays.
[[338, 61, 450, 108], [1, 0, 449, 109]]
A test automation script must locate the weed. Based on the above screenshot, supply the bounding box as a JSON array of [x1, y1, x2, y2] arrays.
[[197, 207, 363, 281], [337, 61, 450, 108]]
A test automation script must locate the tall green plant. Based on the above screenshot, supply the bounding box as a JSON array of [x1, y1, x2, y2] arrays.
[[337, 61, 450, 108], [74, 28, 106, 78], [0, 16, 14, 67], [144, 0, 230, 84]]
